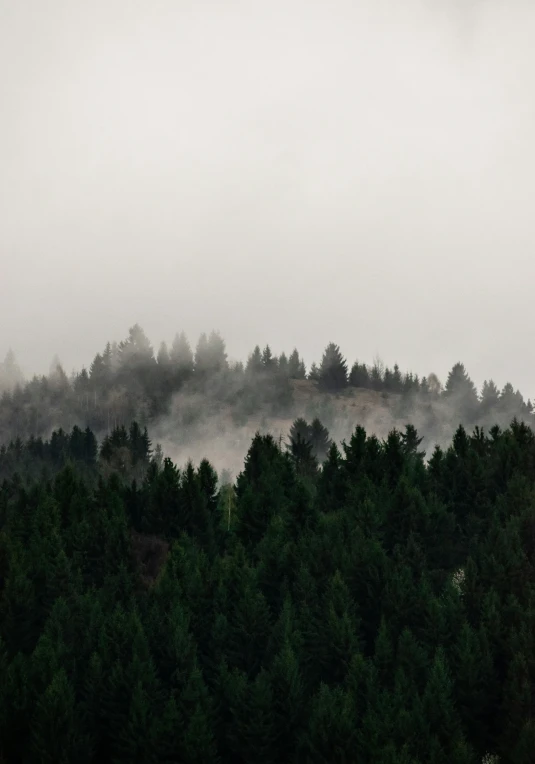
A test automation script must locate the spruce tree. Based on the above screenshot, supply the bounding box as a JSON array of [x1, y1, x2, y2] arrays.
[[444, 362, 480, 422], [277, 352, 289, 376], [318, 343, 348, 391], [349, 361, 371, 389], [170, 331, 194, 383], [288, 349, 306, 379], [309, 418, 332, 462], [308, 362, 320, 382], [261, 345, 276, 371], [480, 380, 500, 418]]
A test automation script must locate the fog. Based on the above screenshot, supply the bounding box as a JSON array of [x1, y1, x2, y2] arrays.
[[1, 0, 535, 394]]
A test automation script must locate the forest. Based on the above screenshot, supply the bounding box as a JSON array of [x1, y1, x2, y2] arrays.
[[3, 0, 534, 758], [0, 410, 535, 762], [1, 328, 535, 762]]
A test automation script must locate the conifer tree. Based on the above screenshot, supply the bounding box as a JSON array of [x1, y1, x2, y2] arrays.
[[318, 343, 348, 391], [288, 349, 306, 379], [444, 362, 480, 422], [261, 345, 276, 371], [193, 331, 228, 379], [31, 668, 79, 764], [308, 362, 320, 382], [226, 668, 275, 763], [118, 324, 155, 369], [0, 349, 24, 391], [157, 341, 170, 368], [480, 379, 500, 417], [309, 418, 332, 462], [246, 345, 263, 375], [277, 352, 289, 376], [349, 361, 371, 388], [170, 331, 194, 383], [370, 361, 384, 391]]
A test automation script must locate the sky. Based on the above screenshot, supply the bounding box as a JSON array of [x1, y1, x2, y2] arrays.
[[1, 0, 535, 394]]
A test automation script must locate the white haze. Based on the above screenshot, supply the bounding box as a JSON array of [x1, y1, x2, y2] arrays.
[[1, 0, 535, 395]]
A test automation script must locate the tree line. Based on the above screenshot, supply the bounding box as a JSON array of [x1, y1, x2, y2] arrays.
[[0, 417, 534, 762], [0, 326, 533, 447]]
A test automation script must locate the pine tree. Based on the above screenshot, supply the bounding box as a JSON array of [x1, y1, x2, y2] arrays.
[[157, 341, 171, 367], [308, 362, 320, 382], [288, 349, 306, 379], [118, 324, 155, 369], [170, 331, 194, 383], [349, 361, 371, 388], [261, 345, 276, 371], [305, 570, 362, 684], [303, 683, 356, 762], [277, 352, 289, 376], [444, 362, 480, 422], [480, 380, 500, 417], [246, 345, 264, 375], [401, 424, 425, 461], [31, 669, 79, 764], [370, 361, 384, 391], [309, 418, 332, 462], [288, 418, 311, 447], [179, 666, 219, 764], [318, 343, 348, 391], [195, 331, 228, 378], [227, 581, 272, 676], [207, 331, 228, 374], [0, 349, 24, 391], [270, 642, 305, 759], [422, 647, 461, 750], [452, 622, 494, 751]]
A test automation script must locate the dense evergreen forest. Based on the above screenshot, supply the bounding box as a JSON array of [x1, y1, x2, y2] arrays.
[[1, 414, 534, 762], [0, 325, 533, 452]]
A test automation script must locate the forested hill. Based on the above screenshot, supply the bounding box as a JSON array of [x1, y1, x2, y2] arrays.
[[0, 325, 533, 464], [0, 420, 534, 762]]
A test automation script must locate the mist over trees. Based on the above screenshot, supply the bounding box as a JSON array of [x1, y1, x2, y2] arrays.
[[0, 325, 533, 466], [1, 330, 534, 762], [0, 349, 24, 393]]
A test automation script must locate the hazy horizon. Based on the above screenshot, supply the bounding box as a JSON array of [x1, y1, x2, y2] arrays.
[[2, 0, 535, 395]]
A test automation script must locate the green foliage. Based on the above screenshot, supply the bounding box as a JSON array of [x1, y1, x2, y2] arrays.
[[0, 419, 534, 762]]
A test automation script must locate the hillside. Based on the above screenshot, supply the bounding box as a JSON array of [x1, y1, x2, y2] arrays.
[[1, 327, 533, 476], [153, 380, 400, 476]]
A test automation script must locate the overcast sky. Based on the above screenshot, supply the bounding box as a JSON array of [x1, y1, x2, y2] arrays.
[[1, 0, 534, 393]]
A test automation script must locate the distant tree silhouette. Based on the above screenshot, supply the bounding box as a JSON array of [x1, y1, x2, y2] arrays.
[[392, 364, 403, 393], [318, 343, 348, 391], [0, 349, 24, 391], [444, 362, 480, 422], [170, 331, 194, 382], [278, 352, 289, 376], [118, 324, 154, 369], [261, 345, 276, 371], [288, 350, 306, 380], [246, 346, 263, 375], [193, 331, 228, 378], [369, 362, 383, 391], [308, 363, 320, 382], [157, 341, 170, 368], [480, 380, 500, 417], [349, 361, 370, 389]]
